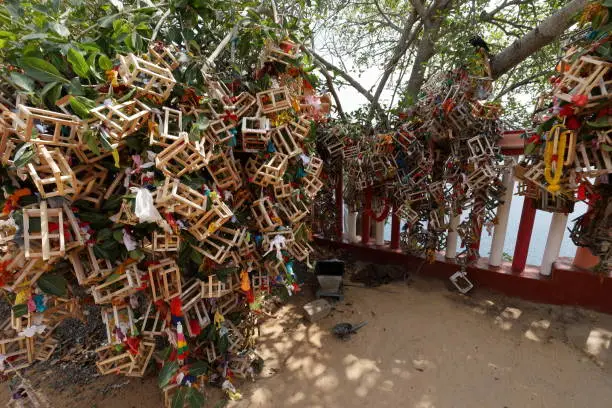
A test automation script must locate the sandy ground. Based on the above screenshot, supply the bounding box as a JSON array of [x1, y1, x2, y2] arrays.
[[3, 266, 612, 408]]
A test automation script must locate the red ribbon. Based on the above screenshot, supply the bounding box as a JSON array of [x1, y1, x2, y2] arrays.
[[364, 199, 390, 222]]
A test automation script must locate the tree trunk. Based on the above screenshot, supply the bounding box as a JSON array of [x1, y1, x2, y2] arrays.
[[490, 0, 588, 79], [404, 32, 437, 105]]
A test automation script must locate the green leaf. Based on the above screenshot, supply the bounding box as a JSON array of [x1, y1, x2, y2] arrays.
[[185, 388, 206, 408], [9, 72, 35, 92], [158, 361, 179, 388], [40, 81, 59, 100], [96, 228, 113, 242], [187, 361, 209, 377], [190, 248, 203, 265], [70, 77, 85, 96], [69, 96, 92, 119], [12, 143, 35, 168], [113, 229, 124, 242], [67, 48, 90, 78], [0, 31, 17, 40], [524, 142, 536, 155], [37, 274, 68, 297], [19, 57, 69, 84], [83, 130, 100, 155], [98, 54, 113, 71], [602, 144, 612, 152], [21, 33, 48, 41], [12, 304, 28, 317], [99, 14, 119, 28], [51, 22, 70, 37], [45, 83, 62, 106], [99, 127, 114, 151], [586, 119, 611, 128], [129, 249, 144, 260], [172, 388, 187, 408]]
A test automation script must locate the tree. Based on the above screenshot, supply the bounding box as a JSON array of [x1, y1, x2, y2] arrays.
[[0, 0, 313, 109], [305, 0, 588, 127]]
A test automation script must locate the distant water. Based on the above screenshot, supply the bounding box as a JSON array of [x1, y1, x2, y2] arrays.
[[372, 187, 586, 266]]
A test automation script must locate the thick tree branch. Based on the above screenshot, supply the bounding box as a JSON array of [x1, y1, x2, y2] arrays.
[[403, 0, 454, 104], [490, 0, 588, 79], [368, 11, 422, 118]]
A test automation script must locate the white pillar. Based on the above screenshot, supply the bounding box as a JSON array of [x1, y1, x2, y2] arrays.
[[347, 212, 359, 243], [540, 212, 569, 276], [445, 214, 461, 259], [375, 220, 385, 246], [489, 170, 515, 267]]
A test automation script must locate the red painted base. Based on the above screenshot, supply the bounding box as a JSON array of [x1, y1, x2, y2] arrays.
[[315, 237, 612, 315]]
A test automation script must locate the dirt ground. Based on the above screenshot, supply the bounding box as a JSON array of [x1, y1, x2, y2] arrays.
[[3, 261, 612, 407]]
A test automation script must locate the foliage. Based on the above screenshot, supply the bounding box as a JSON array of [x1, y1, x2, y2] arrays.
[[0, 0, 313, 110], [305, 0, 574, 127]]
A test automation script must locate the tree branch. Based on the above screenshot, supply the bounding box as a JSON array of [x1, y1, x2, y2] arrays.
[[495, 69, 551, 99], [373, 0, 403, 33], [403, 0, 454, 104], [304, 49, 347, 121], [368, 11, 422, 118], [490, 0, 588, 79], [306, 47, 386, 119]]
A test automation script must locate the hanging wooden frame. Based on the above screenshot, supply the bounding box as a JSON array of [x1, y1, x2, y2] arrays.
[[151, 107, 183, 147], [301, 175, 323, 200], [240, 116, 270, 152], [287, 240, 313, 262], [148, 44, 180, 70], [95, 343, 135, 375], [155, 132, 212, 177], [289, 116, 311, 140], [27, 146, 79, 199], [555, 55, 611, 106], [0, 336, 34, 372], [91, 264, 142, 304], [180, 280, 210, 337], [23, 201, 65, 261], [101, 304, 136, 344], [140, 300, 167, 338], [68, 246, 113, 285], [278, 197, 309, 224], [148, 258, 182, 301], [271, 125, 302, 157], [233, 92, 257, 117], [201, 274, 231, 298], [207, 118, 236, 144], [254, 153, 288, 187], [251, 197, 282, 232], [34, 337, 59, 362], [274, 182, 293, 199], [151, 231, 181, 252], [209, 152, 242, 191], [157, 177, 208, 219], [256, 87, 292, 114], [126, 340, 156, 377], [187, 198, 233, 241], [119, 53, 176, 100], [14, 105, 80, 147], [91, 100, 151, 141]]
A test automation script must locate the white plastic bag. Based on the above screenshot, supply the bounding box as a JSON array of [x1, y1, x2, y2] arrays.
[[131, 187, 163, 223]]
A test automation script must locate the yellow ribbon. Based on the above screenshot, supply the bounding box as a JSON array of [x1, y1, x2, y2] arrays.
[[544, 124, 568, 194], [112, 149, 120, 168], [214, 310, 224, 329]]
